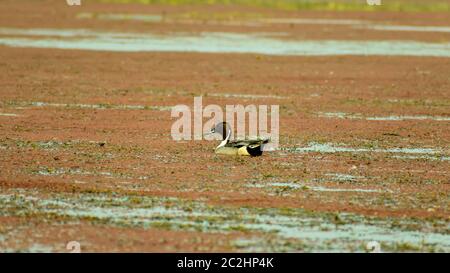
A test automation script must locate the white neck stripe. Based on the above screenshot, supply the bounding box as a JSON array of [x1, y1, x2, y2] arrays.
[[216, 129, 231, 149]]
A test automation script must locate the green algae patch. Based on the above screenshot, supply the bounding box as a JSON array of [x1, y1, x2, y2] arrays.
[[96, 0, 450, 12]]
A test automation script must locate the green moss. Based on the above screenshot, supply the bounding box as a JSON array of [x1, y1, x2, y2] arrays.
[[227, 225, 250, 232], [95, 0, 450, 12], [333, 213, 346, 225], [394, 242, 422, 252], [262, 173, 275, 179], [151, 221, 173, 230]]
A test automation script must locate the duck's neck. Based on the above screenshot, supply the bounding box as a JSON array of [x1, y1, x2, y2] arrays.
[[216, 129, 231, 149]]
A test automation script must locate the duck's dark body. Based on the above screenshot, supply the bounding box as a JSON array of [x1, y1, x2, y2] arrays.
[[221, 139, 269, 156], [210, 122, 269, 157]]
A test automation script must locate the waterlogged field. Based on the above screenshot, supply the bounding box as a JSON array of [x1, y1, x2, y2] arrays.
[[0, 0, 449, 252]]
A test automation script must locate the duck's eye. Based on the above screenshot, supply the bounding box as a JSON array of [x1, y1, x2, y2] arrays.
[[210, 128, 215, 133]]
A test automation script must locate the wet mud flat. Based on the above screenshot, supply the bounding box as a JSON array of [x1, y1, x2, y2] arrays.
[[0, 0, 449, 252]]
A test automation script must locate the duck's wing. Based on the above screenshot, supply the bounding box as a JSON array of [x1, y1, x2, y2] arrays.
[[225, 138, 270, 148]]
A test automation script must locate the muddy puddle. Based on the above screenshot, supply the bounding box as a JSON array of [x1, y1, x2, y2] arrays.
[[1, 28, 449, 57]]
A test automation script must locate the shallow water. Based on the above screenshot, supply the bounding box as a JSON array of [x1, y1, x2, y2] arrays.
[[0, 113, 20, 117], [77, 13, 163, 23], [34, 167, 116, 178], [317, 112, 450, 121], [361, 25, 450, 33], [209, 93, 286, 99], [1, 244, 55, 253], [366, 115, 450, 121], [287, 142, 443, 155], [392, 155, 450, 162], [247, 182, 383, 193], [263, 18, 367, 25], [1, 27, 449, 57], [5, 101, 171, 111], [0, 191, 448, 252], [31, 166, 157, 181], [325, 173, 365, 182]]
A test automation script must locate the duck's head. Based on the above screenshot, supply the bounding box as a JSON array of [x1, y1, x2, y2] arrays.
[[210, 122, 231, 140]]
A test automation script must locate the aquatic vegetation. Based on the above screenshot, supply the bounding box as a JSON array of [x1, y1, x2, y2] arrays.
[[96, 0, 450, 12], [0, 190, 448, 252]]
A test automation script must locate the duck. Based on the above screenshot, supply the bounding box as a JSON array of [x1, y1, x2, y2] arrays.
[[207, 122, 269, 156]]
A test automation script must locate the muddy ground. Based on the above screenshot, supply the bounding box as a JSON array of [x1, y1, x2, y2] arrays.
[[0, 0, 449, 252]]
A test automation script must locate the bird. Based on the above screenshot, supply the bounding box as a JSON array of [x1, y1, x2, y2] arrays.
[[207, 122, 269, 156]]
